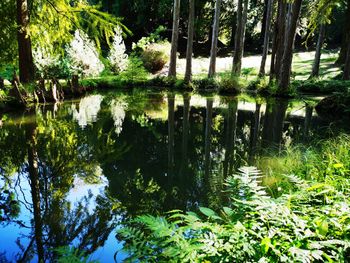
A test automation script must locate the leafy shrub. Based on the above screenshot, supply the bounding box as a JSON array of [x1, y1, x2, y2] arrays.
[[119, 56, 149, 82], [218, 75, 241, 94], [140, 42, 171, 73], [118, 165, 350, 262], [193, 78, 219, 90], [293, 79, 350, 94]]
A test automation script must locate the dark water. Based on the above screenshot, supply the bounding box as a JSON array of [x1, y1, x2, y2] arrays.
[[0, 90, 348, 262]]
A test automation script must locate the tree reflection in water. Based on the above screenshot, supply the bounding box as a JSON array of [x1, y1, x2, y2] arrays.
[[0, 91, 345, 261]]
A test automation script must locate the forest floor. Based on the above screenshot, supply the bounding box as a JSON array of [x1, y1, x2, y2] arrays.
[[169, 50, 341, 81]]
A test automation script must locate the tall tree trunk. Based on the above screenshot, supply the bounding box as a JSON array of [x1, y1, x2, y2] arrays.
[[310, 24, 325, 78], [336, 0, 350, 65], [167, 93, 175, 176], [208, 0, 222, 78], [303, 104, 313, 141], [259, 0, 274, 76], [185, 0, 195, 83], [278, 0, 303, 93], [232, 0, 249, 75], [168, 0, 181, 77], [17, 0, 35, 83], [343, 40, 350, 80], [0, 77, 4, 90], [260, 0, 269, 47], [272, 0, 287, 79]]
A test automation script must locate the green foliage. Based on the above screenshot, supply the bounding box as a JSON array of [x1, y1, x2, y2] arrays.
[[55, 246, 98, 263], [132, 26, 167, 52], [293, 79, 350, 94], [140, 42, 171, 73], [193, 78, 220, 90], [218, 75, 241, 95], [118, 156, 350, 262], [119, 56, 149, 82]]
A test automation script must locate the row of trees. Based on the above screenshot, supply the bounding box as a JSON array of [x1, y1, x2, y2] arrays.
[[167, 0, 350, 92]]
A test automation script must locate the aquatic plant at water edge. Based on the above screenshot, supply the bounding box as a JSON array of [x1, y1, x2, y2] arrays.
[[118, 166, 350, 262]]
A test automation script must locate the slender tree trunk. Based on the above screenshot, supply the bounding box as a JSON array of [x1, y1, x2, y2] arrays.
[[272, 0, 287, 79], [167, 93, 175, 176], [336, 0, 350, 65], [185, 0, 195, 83], [303, 104, 313, 141], [0, 77, 4, 90], [260, 0, 269, 47], [278, 0, 303, 93], [259, 0, 274, 76], [232, 0, 249, 75], [310, 24, 325, 78], [343, 40, 350, 80], [17, 0, 35, 84], [208, 0, 222, 78], [168, 0, 181, 77]]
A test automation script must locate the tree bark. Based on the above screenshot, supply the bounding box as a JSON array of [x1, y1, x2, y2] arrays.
[[249, 103, 261, 163], [185, 0, 195, 83], [232, 0, 249, 75], [17, 0, 35, 84], [259, 0, 274, 76], [310, 24, 325, 78], [336, 0, 350, 65], [260, 0, 269, 47], [0, 77, 4, 90], [343, 40, 350, 80], [278, 0, 303, 93], [168, 0, 181, 77], [271, 0, 287, 79], [208, 0, 222, 78]]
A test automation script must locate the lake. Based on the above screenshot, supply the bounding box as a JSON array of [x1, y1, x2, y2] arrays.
[[0, 90, 348, 262]]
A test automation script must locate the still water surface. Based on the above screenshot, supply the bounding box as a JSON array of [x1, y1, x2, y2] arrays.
[[0, 90, 348, 262]]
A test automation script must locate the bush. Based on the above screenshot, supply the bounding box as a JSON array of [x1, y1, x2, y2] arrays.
[[119, 56, 149, 82], [193, 78, 219, 90], [218, 75, 241, 95], [140, 42, 171, 73]]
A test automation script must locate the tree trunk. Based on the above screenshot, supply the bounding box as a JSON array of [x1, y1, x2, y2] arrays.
[[259, 0, 274, 76], [336, 0, 350, 65], [0, 77, 4, 90], [232, 0, 249, 75], [310, 24, 325, 78], [185, 0, 195, 83], [303, 104, 313, 141], [272, 0, 287, 79], [278, 0, 303, 93], [259, 0, 269, 47], [168, 0, 181, 78], [17, 0, 35, 84], [208, 0, 222, 78], [343, 40, 350, 80], [204, 98, 213, 203]]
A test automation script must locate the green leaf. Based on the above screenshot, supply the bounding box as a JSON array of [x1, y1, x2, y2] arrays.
[[199, 207, 217, 218]]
